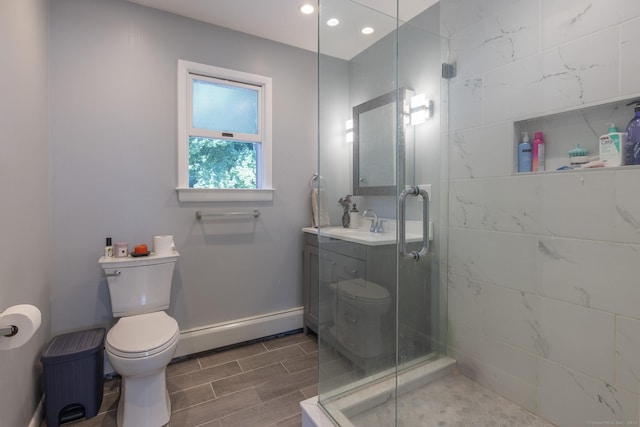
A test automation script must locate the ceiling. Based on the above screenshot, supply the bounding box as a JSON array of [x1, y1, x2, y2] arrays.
[[127, 0, 438, 60]]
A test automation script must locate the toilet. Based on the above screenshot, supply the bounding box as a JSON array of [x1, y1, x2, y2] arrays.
[[330, 278, 391, 358], [99, 251, 180, 427]]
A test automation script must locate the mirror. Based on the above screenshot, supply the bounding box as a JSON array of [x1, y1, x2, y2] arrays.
[[353, 88, 411, 196]]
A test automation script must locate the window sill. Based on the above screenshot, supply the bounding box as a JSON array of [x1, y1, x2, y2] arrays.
[[176, 187, 275, 202]]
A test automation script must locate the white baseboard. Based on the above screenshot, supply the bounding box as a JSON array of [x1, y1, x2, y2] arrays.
[[28, 395, 44, 427], [174, 307, 304, 358]]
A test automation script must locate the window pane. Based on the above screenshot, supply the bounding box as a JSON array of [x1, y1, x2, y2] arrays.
[[192, 79, 259, 134], [189, 137, 257, 189]]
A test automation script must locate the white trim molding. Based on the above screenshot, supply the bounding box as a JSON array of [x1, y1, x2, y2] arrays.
[[174, 307, 303, 358], [176, 187, 274, 202]]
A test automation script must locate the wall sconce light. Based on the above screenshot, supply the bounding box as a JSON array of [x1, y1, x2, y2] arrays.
[[409, 93, 433, 125], [345, 119, 353, 143]]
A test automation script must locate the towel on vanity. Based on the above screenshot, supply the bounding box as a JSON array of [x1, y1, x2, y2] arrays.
[[312, 188, 331, 228]]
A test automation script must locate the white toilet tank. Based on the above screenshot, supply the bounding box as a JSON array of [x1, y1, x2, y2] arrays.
[[99, 252, 179, 317]]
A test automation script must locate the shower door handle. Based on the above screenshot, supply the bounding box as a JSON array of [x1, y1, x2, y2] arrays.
[[398, 186, 430, 262]]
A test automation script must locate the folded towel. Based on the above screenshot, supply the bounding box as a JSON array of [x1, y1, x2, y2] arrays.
[[312, 188, 331, 227]]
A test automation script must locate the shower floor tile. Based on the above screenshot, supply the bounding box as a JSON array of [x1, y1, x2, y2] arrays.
[[350, 370, 556, 427]]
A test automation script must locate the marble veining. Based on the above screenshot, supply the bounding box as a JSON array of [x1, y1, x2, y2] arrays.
[[451, 132, 474, 178], [521, 292, 550, 358], [538, 240, 575, 263], [616, 205, 640, 230]]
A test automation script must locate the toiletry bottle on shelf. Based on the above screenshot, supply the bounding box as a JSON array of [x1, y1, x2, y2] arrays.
[[599, 123, 626, 167], [532, 132, 545, 172], [105, 237, 113, 258], [518, 132, 532, 173], [625, 100, 640, 165], [349, 204, 360, 229]]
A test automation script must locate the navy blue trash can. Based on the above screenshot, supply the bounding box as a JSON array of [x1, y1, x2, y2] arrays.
[[41, 328, 105, 427]]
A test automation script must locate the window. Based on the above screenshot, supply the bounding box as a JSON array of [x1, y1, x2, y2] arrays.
[[177, 60, 273, 202]]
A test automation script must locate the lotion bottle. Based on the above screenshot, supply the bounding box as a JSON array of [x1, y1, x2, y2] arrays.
[[518, 132, 532, 173], [599, 123, 626, 167], [532, 132, 545, 172]]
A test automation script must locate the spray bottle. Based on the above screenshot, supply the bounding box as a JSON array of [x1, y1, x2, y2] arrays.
[[532, 132, 545, 172]]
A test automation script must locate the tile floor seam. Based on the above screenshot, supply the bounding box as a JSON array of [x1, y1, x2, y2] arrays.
[[209, 381, 217, 399], [281, 361, 292, 375], [234, 360, 290, 375]]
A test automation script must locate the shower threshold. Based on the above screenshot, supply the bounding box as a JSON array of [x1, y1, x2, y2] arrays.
[[302, 356, 456, 427], [301, 356, 555, 427]]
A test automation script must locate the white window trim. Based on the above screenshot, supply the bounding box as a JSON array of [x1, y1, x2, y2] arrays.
[[176, 59, 274, 202]]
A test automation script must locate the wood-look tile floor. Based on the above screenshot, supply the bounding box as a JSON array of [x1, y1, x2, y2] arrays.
[[46, 332, 317, 427]]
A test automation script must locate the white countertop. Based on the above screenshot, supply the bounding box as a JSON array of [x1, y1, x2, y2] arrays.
[[303, 225, 423, 246]]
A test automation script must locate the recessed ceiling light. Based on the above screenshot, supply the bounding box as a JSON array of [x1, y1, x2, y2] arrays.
[[361, 26, 374, 35], [300, 4, 315, 14], [326, 18, 340, 27]]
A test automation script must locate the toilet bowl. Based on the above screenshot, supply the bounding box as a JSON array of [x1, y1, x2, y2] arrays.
[[106, 311, 179, 427], [330, 278, 391, 358]]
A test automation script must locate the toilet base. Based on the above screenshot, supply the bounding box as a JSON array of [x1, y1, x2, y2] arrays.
[[116, 367, 171, 427]]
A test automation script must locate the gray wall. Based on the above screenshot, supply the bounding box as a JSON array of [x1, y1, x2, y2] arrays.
[[49, 0, 317, 334], [0, 0, 51, 425]]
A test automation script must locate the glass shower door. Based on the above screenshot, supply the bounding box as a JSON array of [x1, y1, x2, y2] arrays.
[[317, 1, 447, 425]]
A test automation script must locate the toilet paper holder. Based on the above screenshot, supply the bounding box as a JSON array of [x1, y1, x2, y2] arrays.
[[0, 324, 18, 337]]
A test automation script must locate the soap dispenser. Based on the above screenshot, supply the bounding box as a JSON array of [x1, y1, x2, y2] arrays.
[[349, 204, 360, 229], [625, 100, 640, 165]]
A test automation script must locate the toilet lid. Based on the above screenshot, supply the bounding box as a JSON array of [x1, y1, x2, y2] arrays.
[[107, 311, 179, 358], [336, 278, 390, 302]]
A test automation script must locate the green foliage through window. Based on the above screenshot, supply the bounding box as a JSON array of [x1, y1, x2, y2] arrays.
[[189, 137, 257, 189]]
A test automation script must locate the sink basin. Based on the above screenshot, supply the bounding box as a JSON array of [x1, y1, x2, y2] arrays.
[[303, 226, 422, 246]]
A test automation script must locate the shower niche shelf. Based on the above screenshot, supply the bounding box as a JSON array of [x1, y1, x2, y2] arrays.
[[512, 96, 640, 174]]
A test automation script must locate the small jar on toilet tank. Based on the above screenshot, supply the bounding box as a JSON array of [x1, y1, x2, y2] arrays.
[[114, 242, 129, 258]]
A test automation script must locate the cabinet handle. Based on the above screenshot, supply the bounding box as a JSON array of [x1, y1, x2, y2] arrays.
[[399, 186, 430, 262], [102, 270, 121, 278]]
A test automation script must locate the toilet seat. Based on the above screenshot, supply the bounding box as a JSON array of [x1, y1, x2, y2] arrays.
[[106, 311, 179, 359], [335, 278, 390, 303]]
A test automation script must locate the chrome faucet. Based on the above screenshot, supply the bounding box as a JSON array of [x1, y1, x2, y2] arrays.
[[363, 209, 384, 233]]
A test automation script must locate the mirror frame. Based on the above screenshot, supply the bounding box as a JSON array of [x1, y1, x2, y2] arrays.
[[352, 87, 409, 196]]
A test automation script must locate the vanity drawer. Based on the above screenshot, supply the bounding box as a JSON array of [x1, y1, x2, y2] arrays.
[[304, 232, 318, 247], [321, 250, 365, 282], [319, 238, 366, 260]]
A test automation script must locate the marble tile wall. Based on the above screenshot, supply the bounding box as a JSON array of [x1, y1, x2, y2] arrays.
[[442, 0, 640, 425]]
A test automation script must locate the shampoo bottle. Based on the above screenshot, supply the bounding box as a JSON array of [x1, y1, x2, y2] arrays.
[[518, 132, 532, 173], [625, 100, 640, 165], [599, 123, 626, 167], [532, 132, 545, 172]]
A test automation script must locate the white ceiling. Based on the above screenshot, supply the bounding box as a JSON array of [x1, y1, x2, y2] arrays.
[[127, 0, 438, 60]]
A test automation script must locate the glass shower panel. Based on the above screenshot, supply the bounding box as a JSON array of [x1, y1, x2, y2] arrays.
[[317, 0, 399, 425], [317, 1, 448, 426]]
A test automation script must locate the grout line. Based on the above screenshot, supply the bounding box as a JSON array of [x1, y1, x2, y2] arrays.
[[209, 381, 217, 400], [281, 361, 292, 375]]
